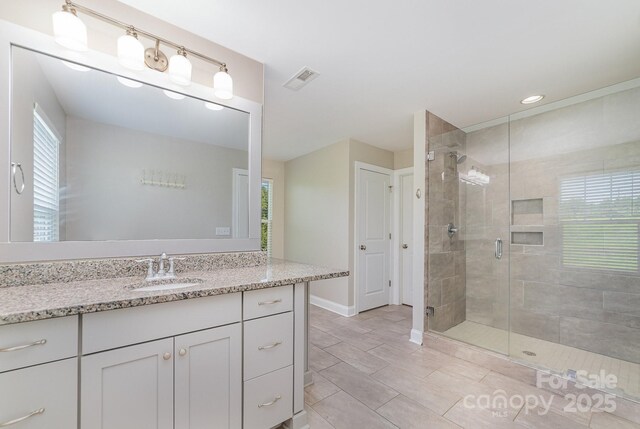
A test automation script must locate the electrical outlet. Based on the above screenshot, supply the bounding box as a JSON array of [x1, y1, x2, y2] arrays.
[[216, 227, 231, 236]]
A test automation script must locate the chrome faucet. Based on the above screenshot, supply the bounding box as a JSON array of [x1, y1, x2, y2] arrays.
[[137, 253, 184, 281]]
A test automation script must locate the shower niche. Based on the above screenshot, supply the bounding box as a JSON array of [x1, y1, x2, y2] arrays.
[[511, 198, 544, 245]]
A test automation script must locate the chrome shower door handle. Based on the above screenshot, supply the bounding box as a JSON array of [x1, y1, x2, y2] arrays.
[[495, 238, 503, 260], [10, 162, 25, 195]]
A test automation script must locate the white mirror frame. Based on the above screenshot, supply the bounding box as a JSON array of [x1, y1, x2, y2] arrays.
[[0, 20, 262, 262]]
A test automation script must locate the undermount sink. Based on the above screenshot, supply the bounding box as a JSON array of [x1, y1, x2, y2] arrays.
[[127, 278, 205, 292]]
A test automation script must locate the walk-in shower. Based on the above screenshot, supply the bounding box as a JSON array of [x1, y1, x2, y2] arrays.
[[426, 78, 640, 401]]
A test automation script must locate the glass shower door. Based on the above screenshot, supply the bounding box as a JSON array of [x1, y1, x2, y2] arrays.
[[426, 113, 511, 355]]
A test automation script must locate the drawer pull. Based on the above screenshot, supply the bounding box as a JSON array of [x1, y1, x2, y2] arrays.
[[0, 339, 46, 352], [258, 395, 281, 408], [258, 341, 282, 351], [258, 299, 282, 306], [0, 408, 45, 427]]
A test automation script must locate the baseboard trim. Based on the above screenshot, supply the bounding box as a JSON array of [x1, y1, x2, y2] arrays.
[[310, 295, 356, 317], [410, 328, 424, 345]]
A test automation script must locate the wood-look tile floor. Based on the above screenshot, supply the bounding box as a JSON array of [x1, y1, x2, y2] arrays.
[[442, 320, 640, 399], [304, 304, 640, 429]]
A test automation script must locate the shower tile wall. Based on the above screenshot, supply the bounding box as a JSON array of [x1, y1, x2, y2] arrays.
[[465, 87, 640, 364], [426, 112, 467, 332]]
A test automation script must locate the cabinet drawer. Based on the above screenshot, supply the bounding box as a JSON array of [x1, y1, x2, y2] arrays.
[[243, 312, 293, 381], [243, 366, 293, 429], [0, 316, 78, 373], [83, 294, 241, 354], [0, 358, 77, 429], [243, 285, 293, 320]]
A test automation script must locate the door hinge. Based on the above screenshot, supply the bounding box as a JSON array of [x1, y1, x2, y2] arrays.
[[389, 233, 391, 239], [388, 185, 393, 192], [388, 280, 392, 287], [425, 306, 435, 317], [427, 151, 435, 161]]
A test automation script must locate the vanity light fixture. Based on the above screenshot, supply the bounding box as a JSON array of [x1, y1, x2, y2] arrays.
[[117, 76, 143, 88], [521, 95, 545, 104], [205, 102, 224, 111], [52, 1, 233, 97], [62, 61, 90, 72], [168, 47, 192, 86], [163, 90, 185, 100], [52, 2, 87, 51], [117, 27, 145, 71]]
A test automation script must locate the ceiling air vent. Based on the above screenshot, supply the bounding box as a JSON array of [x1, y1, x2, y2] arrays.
[[283, 66, 319, 91]]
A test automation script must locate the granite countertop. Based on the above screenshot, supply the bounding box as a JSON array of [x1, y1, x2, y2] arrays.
[[0, 259, 348, 325]]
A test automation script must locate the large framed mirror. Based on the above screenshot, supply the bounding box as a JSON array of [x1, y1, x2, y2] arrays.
[[0, 22, 262, 262]]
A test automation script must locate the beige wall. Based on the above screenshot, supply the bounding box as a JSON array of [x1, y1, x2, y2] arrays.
[[262, 158, 285, 259], [284, 140, 350, 306], [283, 138, 394, 309], [394, 148, 413, 170], [0, 0, 264, 104]]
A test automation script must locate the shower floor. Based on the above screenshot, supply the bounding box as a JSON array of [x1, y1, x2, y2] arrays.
[[441, 320, 640, 399]]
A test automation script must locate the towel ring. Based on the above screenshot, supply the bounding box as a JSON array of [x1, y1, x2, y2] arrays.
[[11, 162, 25, 195]]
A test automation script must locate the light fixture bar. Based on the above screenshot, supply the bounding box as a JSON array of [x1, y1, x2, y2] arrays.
[[63, 0, 228, 71]]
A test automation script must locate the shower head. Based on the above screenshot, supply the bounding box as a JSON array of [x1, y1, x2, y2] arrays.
[[449, 152, 467, 164]]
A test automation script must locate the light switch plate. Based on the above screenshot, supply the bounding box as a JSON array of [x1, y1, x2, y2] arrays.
[[216, 227, 231, 236]]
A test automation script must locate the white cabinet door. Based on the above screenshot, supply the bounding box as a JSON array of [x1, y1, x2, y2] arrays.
[[81, 338, 174, 429], [175, 323, 242, 429], [0, 358, 77, 429]]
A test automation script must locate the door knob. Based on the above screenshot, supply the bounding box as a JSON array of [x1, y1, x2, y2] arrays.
[[402, 244, 408, 249], [360, 245, 366, 251], [179, 348, 187, 356], [163, 352, 171, 360]]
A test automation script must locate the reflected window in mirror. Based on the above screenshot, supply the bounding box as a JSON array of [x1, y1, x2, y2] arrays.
[[261, 179, 273, 257], [33, 104, 61, 242]]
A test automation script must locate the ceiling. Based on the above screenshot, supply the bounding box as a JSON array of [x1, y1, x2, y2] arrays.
[[117, 0, 640, 161]]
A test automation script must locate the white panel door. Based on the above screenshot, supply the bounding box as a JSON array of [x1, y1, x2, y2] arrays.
[[400, 173, 414, 305], [357, 168, 391, 312], [81, 338, 174, 429], [175, 324, 242, 429]]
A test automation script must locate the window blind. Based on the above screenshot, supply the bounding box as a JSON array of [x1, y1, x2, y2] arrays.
[[559, 170, 640, 272], [33, 107, 60, 242]]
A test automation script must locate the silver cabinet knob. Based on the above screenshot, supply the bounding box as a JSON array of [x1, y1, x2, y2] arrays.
[[163, 352, 171, 360], [360, 245, 366, 251], [402, 244, 408, 249], [179, 348, 187, 356]]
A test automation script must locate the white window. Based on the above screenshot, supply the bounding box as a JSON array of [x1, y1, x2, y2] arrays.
[[33, 105, 60, 242], [559, 170, 640, 272], [261, 179, 273, 257]]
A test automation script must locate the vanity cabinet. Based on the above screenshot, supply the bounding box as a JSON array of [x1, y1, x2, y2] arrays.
[[0, 316, 78, 428], [0, 358, 77, 429], [81, 324, 242, 429], [81, 338, 175, 429]]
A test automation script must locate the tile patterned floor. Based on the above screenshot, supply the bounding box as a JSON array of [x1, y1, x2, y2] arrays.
[[442, 320, 640, 399], [304, 304, 640, 429]]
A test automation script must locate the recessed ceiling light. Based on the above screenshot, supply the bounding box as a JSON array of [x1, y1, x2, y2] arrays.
[[116, 76, 142, 88], [205, 102, 224, 111], [521, 95, 545, 104]]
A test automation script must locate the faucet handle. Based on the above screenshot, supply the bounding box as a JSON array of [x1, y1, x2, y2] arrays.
[[167, 257, 185, 276], [136, 258, 155, 280]]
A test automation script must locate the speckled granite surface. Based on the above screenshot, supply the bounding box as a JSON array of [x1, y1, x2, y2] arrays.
[[0, 251, 267, 288], [0, 259, 348, 325]]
